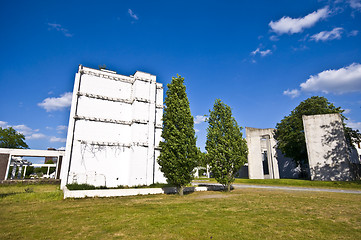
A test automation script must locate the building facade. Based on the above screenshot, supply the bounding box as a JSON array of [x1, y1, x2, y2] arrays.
[[60, 66, 166, 188]]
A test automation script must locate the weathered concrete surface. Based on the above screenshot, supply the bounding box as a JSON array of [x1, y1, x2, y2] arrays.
[[246, 128, 280, 179], [303, 113, 352, 181], [61, 66, 165, 189]]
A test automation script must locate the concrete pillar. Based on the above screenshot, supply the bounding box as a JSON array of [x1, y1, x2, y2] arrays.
[[246, 127, 280, 179], [17, 163, 23, 179], [23, 165, 27, 178], [11, 163, 17, 179]]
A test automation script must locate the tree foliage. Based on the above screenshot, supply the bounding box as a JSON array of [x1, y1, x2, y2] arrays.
[[157, 75, 198, 196], [274, 96, 355, 177], [206, 99, 248, 191], [0, 127, 28, 149]]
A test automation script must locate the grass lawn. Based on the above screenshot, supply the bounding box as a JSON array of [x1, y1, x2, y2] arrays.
[[194, 178, 361, 189], [1, 183, 360, 239]]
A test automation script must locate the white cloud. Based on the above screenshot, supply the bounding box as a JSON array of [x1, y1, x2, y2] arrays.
[[269, 35, 279, 41], [50, 137, 67, 143], [269, 7, 329, 34], [27, 133, 47, 140], [47, 23, 73, 37], [348, 30, 359, 36], [346, 120, 361, 131], [300, 63, 361, 94], [251, 48, 272, 57], [349, 0, 361, 10], [283, 89, 300, 98], [343, 109, 351, 114], [13, 124, 35, 136], [195, 129, 200, 133], [310, 27, 343, 41], [194, 115, 207, 124], [0, 121, 8, 128], [128, 9, 139, 20], [38, 92, 72, 112], [56, 125, 68, 133], [11, 124, 48, 140], [0, 122, 50, 141]]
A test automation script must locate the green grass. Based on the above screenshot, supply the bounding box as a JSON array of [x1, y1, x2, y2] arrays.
[[194, 178, 361, 189], [1, 184, 361, 239]]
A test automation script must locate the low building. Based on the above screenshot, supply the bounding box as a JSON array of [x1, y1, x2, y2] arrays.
[[0, 148, 64, 180]]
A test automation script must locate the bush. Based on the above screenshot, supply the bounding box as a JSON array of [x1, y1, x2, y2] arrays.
[[66, 183, 107, 190]]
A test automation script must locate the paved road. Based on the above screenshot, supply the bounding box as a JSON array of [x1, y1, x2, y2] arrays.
[[193, 182, 361, 194]]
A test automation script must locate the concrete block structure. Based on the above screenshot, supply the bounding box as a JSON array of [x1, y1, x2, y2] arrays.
[[246, 128, 280, 179], [60, 65, 166, 188], [303, 114, 352, 181]]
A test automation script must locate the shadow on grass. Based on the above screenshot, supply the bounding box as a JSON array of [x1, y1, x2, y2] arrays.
[[0, 192, 20, 198], [197, 184, 234, 191], [161, 185, 234, 195]]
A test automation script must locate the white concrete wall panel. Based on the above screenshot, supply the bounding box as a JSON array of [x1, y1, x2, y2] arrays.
[[156, 88, 163, 105], [129, 146, 148, 186], [156, 109, 163, 126], [132, 101, 150, 121], [76, 97, 132, 121], [74, 121, 131, 143], [131, 124, 149, 143], [246, 128, 265, 179], [133, 81, 150, 100], [68, 141, 131, 187], [155, 129, 162, 147], [246, 127, 280, 179], [80, 75, 132, 100], [303, 114, 352, 181], [154, 150, 167, 183]]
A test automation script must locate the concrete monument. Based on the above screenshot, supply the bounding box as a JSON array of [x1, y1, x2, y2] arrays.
[[303, 113, 353, 181], [60, 65, 166, 188]]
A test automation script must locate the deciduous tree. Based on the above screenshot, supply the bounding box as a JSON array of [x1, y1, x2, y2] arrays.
[[274, 96, 355, 178], [206, 99, 248, 192], [157, 75, 198, 196], [0, 127, 28, 149]]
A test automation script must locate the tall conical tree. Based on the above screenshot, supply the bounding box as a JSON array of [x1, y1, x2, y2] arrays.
[[206, 99, 248, 192], [157, 75, 198, 196]]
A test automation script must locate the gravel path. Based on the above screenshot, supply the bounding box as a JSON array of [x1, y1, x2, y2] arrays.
[[193, 182, 361, 194]]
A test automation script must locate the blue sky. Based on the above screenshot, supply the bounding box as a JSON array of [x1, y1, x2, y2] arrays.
[[1, 0, 361, 156]]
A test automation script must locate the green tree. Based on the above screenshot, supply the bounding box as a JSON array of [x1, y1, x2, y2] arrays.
[[206, 99, 248, 192], [157, 75, 199, 196], [0, 127, 28, 149], [274, 96, 352, 178]]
